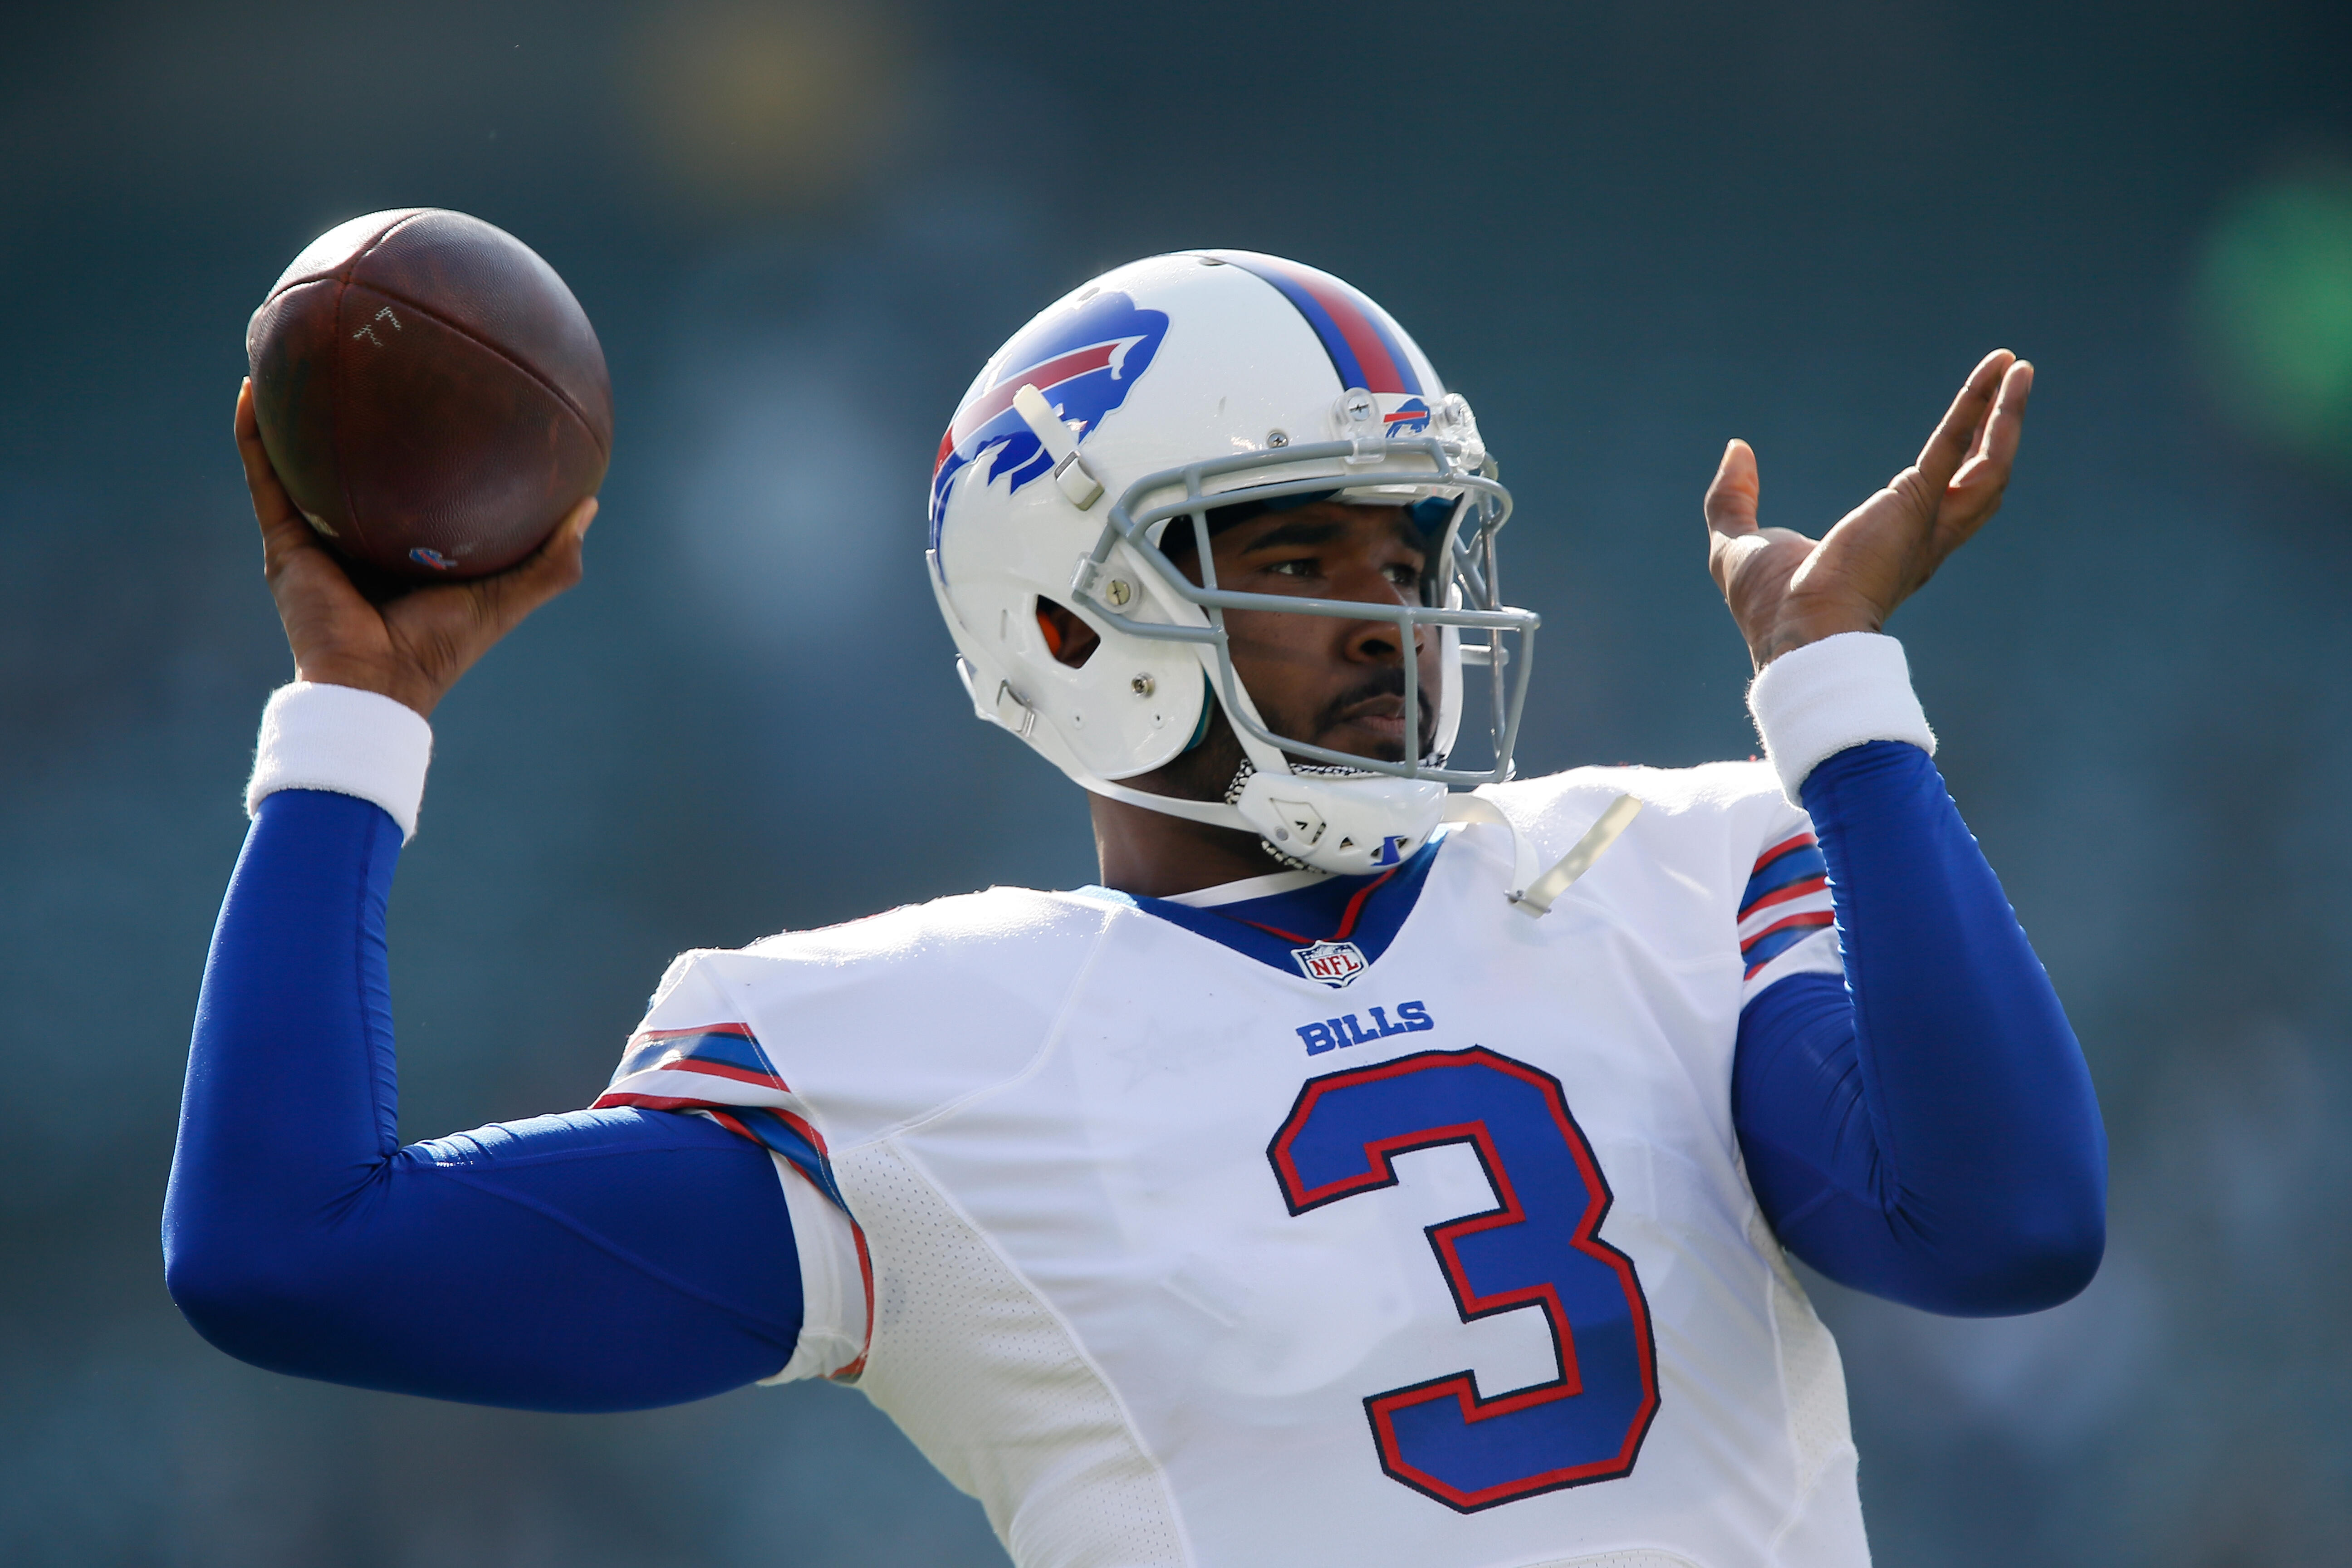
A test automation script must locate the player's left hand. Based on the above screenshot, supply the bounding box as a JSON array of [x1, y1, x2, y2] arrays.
[[1703, 350, 2033, 670]]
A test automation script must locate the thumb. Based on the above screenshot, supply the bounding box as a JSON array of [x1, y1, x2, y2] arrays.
[[1703, 439, 1761, 541]]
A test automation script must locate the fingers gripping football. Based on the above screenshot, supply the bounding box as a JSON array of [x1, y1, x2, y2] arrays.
[[237, 379, 594, 718], [1705, 351, 2034, 670]]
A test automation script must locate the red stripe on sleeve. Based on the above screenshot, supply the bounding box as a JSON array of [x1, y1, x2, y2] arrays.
[[1738, 908, 1836, 956], [1751, 832, 1817, 875]]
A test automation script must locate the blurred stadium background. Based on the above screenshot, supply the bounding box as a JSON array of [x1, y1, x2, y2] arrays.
[[3, 1, 2350, 1562]]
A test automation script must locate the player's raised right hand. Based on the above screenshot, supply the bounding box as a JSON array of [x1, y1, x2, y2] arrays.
[[235, 378, 593, 719]]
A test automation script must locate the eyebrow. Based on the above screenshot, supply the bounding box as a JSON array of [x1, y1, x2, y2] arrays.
[[1239, 512, 1425, 556]]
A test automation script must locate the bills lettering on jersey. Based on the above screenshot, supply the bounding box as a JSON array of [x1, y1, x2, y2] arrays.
[[1295, 1000, 1436, 1054]]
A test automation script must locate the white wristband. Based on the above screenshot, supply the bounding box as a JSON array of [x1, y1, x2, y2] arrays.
[[245, 682, 435, 841], [1746, 632, 1936, 804]]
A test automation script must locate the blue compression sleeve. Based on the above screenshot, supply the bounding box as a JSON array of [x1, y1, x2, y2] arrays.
[[164, 789, 803, 1411], [1733, 741, 2106, 1316]]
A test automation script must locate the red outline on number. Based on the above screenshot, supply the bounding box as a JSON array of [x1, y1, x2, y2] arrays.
[[1266, 1046, 1660, 1512]]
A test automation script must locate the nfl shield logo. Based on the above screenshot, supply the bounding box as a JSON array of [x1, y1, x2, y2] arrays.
[[1292, 940, 1368, 988]]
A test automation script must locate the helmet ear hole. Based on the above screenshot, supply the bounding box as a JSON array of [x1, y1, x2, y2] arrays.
[[1034, 597, 1101, 668]]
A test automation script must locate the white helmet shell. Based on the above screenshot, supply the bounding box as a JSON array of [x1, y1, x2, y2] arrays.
[[927, 250, 1537, 876]]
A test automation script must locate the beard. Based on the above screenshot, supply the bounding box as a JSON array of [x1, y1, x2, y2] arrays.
[[1118, 662, 1443, 810], [1301, 666, 1441, 764]]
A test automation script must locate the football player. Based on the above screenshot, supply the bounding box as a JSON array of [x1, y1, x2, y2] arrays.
[[168, 252, 2104, 1568]]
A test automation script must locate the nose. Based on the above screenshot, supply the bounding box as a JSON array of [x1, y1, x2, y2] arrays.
[[1334, 568, 1424, 668], [1344, 615, 1421, 668]]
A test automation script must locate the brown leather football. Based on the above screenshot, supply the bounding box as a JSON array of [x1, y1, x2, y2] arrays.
[[246, 209, 612, 581]]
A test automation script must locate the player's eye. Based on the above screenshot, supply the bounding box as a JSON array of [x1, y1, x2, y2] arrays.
[[1384, 561, 1423, 588], [1266, 558, 1318, 578]]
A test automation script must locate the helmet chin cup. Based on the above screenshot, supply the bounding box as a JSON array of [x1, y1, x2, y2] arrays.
[[1231, 768, 1449, 877]]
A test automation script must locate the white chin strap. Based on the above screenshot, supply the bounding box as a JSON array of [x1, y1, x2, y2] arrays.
[[1083, 771, 1441, 877], [1184, 642, 1455, 877], [1091, 771, 1644, 918]]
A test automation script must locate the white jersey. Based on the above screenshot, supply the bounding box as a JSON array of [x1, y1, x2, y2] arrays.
[[601, 761, 1863, 1568]]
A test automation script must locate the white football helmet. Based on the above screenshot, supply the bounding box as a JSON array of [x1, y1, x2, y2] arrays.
[[926, 250, 1539, 878]]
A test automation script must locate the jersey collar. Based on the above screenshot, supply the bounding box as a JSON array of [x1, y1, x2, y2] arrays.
[[1073, 833, 1448, 986]]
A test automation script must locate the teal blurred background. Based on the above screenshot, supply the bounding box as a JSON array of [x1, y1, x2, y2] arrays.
[[3, 2, 2349, 1562]]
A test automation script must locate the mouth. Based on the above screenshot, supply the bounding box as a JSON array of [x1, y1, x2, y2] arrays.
[[1312, 678, 1434, 763], [1340, 698, 1409, 745]]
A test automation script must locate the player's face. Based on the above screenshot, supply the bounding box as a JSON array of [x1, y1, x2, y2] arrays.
[[1172, 502, 1444, 765]]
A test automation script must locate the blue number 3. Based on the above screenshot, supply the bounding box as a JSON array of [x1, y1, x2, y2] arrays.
[[1267, 1047, 1661, 1511]]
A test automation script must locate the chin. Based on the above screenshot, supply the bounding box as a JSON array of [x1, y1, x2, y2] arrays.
[[1320, 730, 1410, 766]]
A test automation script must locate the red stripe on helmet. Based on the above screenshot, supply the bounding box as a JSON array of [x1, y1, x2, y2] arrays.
[[1281, 270, 1412, 394]]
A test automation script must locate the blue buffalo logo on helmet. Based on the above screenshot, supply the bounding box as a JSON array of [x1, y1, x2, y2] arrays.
[[1382, 397, 1432, 438], [929, 292, 1169, 550]]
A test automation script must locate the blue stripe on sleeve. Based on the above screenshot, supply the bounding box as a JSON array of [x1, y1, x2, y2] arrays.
[[718, 1107, 848, 1210], [1739, 914, 1836, 972], [615, 1025, 779, 1083], [1739, 842, 1827, 915]]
